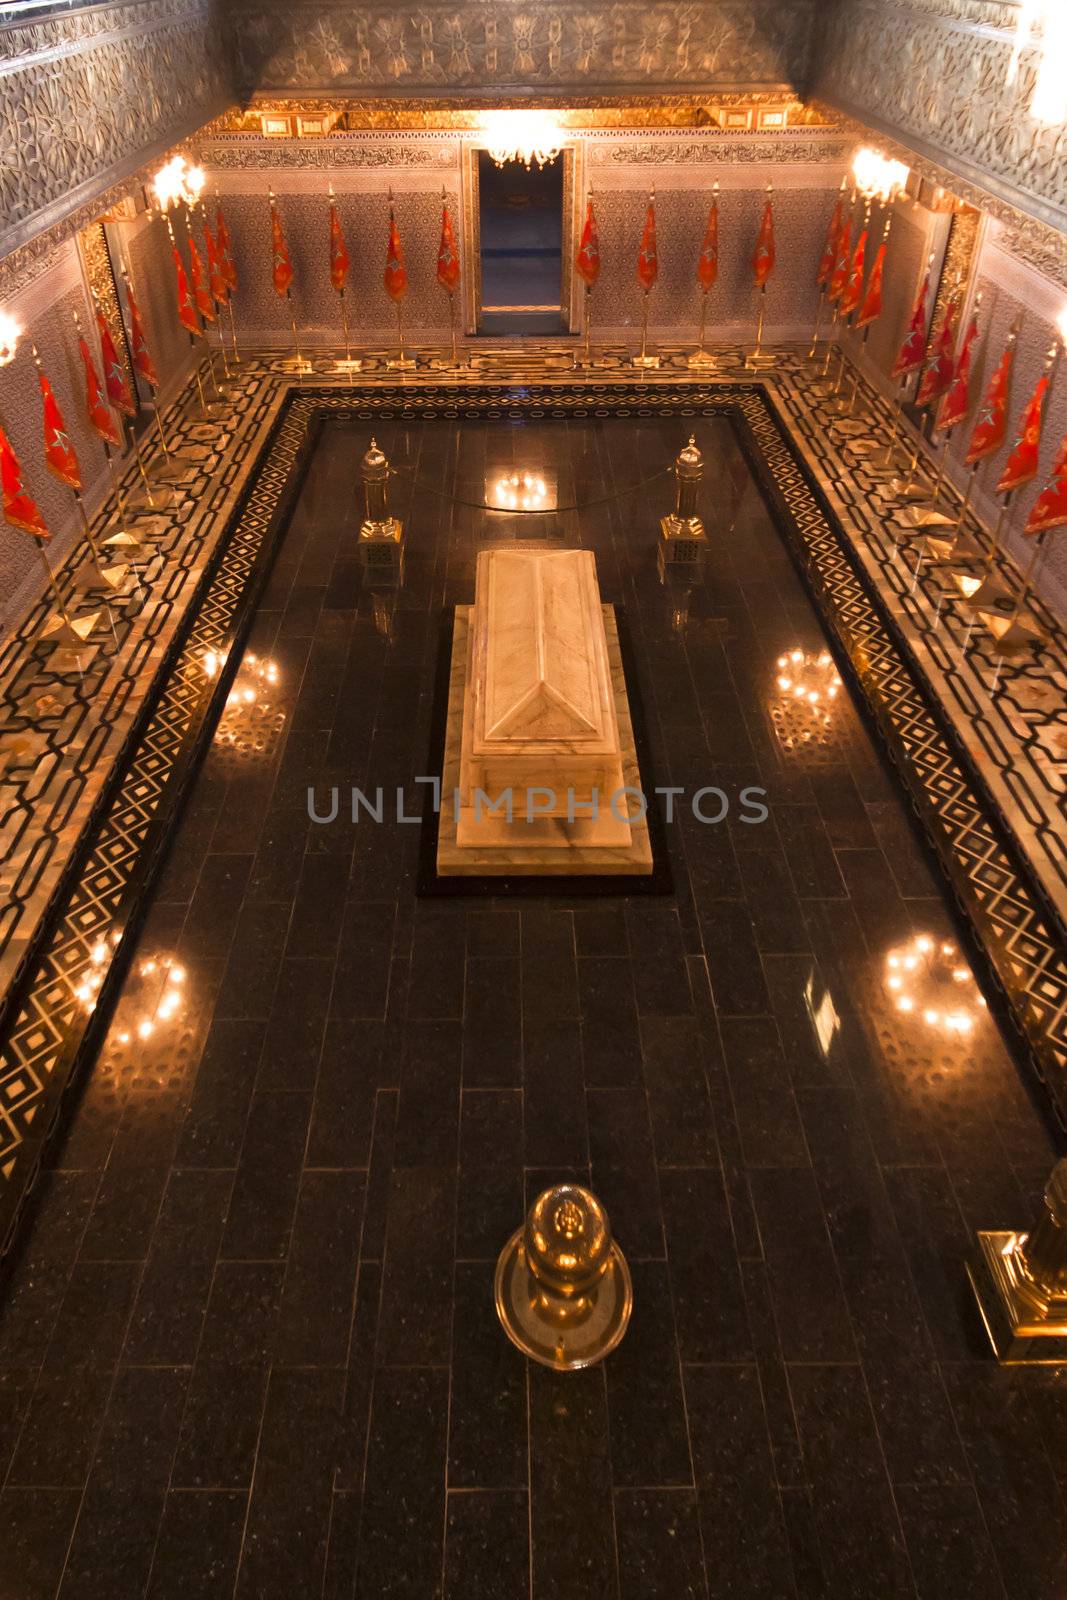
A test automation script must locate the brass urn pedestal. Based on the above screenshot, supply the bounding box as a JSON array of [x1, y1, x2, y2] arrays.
[[357, 437, 404, 584], [658, 436, 708, 580], [968, 1159, 1067, 1363], [495, 1185, 632, 1370]]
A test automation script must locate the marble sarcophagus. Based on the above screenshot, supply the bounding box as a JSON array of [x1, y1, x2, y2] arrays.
[[437, 548, 652, 876]]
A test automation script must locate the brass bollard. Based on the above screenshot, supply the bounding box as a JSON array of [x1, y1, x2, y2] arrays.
[[968, 1159, 1067, 1362], [495, 1184, 632, 1370], [358, 437, 404, 583], [658, 436, 707, 581]]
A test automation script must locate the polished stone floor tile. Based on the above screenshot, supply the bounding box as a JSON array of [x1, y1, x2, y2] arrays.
[[3, 416, 1060, 1600]]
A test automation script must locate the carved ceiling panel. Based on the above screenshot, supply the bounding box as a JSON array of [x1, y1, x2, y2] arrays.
[[223, 0, 815, 95], [813, 0, 1067, 235], [0, 0, 234, 261]]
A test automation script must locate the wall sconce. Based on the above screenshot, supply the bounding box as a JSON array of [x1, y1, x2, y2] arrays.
[[150, 154, 206, 213], [0, 309, 22, 367], [851, 147, 910, 203]]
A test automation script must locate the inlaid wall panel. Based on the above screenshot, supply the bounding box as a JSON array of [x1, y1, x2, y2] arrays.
[[590, 182, 840, 339], [209, 187, 461, 343]]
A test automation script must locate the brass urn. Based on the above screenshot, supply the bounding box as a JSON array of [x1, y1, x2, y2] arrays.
[[494, 1184, 632, 1370]]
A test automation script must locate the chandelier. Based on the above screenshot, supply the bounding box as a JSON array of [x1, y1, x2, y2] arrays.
[[482, 112, 562, 170], [150, 154, 206, 212]]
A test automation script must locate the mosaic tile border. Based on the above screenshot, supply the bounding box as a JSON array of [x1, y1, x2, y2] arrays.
[[1, 359, 1066, 1264]]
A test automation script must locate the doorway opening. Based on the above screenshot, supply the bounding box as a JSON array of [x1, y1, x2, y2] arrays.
[[477, 151, 565, 336]]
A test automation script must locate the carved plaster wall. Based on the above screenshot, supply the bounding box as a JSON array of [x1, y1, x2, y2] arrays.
[[812, 0, 1067, 237], [223, 0, 815, 97], [204, 128, 851, 342], [0, 0, 234, 263]]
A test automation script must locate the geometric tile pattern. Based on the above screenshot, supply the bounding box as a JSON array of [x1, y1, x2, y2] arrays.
[[1, 345, 1065, 1262]]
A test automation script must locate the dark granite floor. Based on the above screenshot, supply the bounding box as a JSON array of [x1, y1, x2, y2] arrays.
[[1, 414, 1065, 1600]]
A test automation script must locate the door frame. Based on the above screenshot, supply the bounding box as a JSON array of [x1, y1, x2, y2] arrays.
[[460, 138, 582, 335]]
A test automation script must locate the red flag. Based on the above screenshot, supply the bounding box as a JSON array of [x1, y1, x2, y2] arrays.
[[891, 268, 932, 381], [188, 238, 215, 322], [78, 336, 121, 448], [0, 425, 49, 538], [839, 228, 868, 319], [173, 245, 200, 336], [697, 200, 719, 292], [996, 372, 1050, 495], [856, 241, 886, 331], [204, 220, 228, 304], [752, 197, 775, 288], [270, 200, 293, 297], [636, 198, 658, 292], [827, 218, 852, 304], [216, 203, 237, 292], [39, 370, 82, 491], [915, 300, 959, 408], [965, 342, 1015, 466], [817, 195, 844, 288], [575, 198, 601, 289], [95, 309, 136, 419], [1024, 444, 1067, 536], [330, 200, 351, 294], [126, 284, 160, 390], [935, 310, 980, 434], [384, 206, 408, 302], [436, 200, 460, 295]]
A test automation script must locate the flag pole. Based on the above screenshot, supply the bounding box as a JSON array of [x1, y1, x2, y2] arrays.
[[633, 188, 659, 369], [198, 200, 232, 384], [688, 181, 719, 370], [746, 184, 776, 370], [119, 264, 172, 465], [72, 307, 133, 538], [584, 285, 593, 369], [286, 289, 304, 383], [214, 189, 240, 366], [31, 343, 124, 595], [977, 528, 1057, 653], [330, 182, 361, 378], [164, 212, 215, 418], [386, 190, 416, 371]]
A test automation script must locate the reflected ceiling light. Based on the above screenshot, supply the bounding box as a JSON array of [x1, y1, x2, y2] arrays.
[[483, 112, 562, 170], [151, 154, 206, 212], [0, 309, 21, 367], [225, 651, 280, 709], [491, 470, 549, 511], [884, 934, 986, 1035], [771, 648, 842, 753], [851, 146, 910, 203], [75, 935, 186, 1044]]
